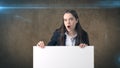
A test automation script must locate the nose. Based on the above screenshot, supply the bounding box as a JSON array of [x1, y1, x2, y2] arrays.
[[67, 20, 70, 24]]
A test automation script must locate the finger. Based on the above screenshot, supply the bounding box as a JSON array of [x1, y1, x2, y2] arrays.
[[82, 44, 86, 48], [79, 44, 83, 48], [82, 44, 85, 48], [40, 41, 45, 48], [37, 41, 43, 47], [83, 44, 88, 48], [37, 41, 40, 46], [79, 43, 86, 48], [38, 41, 42, 46], [41, 45, 45, 48]]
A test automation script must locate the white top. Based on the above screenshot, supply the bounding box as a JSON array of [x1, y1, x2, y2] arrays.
[[65, 32, 77, 46]]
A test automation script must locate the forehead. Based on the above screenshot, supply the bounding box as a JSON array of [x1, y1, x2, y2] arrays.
[[63, 13, 74, 19]]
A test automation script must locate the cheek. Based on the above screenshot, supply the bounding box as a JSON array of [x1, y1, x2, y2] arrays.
[[73, 23, 77, 28], [64, 22, 67, 26], [75, 20, 78, 24], [71, 22, 77, 29], [72, 21, 77, 26]]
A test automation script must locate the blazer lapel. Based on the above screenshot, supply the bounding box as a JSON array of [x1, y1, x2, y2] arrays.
[[63, 35, 66, 46]]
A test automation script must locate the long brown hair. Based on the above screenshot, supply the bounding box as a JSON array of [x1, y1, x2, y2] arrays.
[[58, 9, 85, 45]]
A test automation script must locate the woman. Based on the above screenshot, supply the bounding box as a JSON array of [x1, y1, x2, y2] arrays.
[[37, 9, 89, 48]]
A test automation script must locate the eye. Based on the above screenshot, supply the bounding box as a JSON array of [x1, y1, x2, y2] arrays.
[[69, 18, 74, 21], [64, 19, 67, 22]]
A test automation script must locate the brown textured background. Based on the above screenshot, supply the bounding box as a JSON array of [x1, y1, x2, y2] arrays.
[[0, 0, 120, 68]]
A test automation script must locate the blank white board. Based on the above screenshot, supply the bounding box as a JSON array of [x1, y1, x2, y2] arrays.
[[33, 46, 94, 68]]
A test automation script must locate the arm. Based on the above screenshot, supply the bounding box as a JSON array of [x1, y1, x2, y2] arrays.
[[82, 31, 89, 45], [47, 29, 60, 46], [79, 31, 90, 48]]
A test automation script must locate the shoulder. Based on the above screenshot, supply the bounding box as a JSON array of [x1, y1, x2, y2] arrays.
[[53, 28, 61, 34], [52, 28, 61, 37], [82, 30, 88, 35]]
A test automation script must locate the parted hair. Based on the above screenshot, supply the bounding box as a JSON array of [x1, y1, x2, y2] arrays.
[[57, 9, 86, 45]]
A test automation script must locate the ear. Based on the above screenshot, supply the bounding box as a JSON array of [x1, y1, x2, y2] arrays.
[[76, 19, 78, 23]]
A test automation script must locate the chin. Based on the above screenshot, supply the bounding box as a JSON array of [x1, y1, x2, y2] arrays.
[[67, 29, 72, 32]]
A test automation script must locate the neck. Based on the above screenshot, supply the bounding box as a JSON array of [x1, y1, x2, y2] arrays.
[[67, 30, 77, 37]]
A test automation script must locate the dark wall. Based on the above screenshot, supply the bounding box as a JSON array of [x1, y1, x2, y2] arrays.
[[0, 0, 120, 68]]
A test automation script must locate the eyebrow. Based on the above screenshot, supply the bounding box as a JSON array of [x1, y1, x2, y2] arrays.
[[69, 17, 74, 19]]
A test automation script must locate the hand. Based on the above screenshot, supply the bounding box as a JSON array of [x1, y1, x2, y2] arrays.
[[37, 41, 45, 48], [79, 43, 88, 48]]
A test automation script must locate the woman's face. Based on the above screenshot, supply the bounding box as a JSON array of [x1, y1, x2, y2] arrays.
[[63, 13, 78, 32]]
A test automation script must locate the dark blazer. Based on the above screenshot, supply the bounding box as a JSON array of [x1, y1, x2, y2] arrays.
[[48, 29, 89, 46]]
